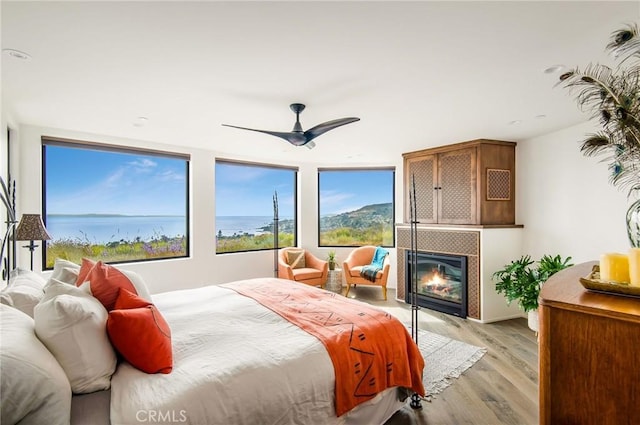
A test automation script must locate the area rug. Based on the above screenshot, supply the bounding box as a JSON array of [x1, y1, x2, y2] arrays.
[[410, 327, 487, 397]]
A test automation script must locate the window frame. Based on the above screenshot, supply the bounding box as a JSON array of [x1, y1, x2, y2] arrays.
[[215, 158, 298, 254], [41, 136, 190, 269], [317, 167, 396, 248]]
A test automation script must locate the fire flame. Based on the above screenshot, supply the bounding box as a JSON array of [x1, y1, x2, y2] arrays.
[[421, 270, 451, 296], [423, 270, 444, 286]]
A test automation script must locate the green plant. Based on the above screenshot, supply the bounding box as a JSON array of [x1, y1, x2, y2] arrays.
[[492, 254, 573, 312], [327, 250, 337, 270]]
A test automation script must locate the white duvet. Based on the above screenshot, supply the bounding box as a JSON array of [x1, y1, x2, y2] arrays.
[[110, 279, 404, 425]]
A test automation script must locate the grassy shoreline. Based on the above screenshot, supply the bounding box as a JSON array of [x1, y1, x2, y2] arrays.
[[216, 233, 294, 253], [47, 224, 391, 264], [46, 235, 187, 267]]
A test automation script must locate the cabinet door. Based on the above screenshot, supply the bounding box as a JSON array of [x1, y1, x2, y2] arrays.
[[405, 155, 437, 223], [437, 148, 477, 224]]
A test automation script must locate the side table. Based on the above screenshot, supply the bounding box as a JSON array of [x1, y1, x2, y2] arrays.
[[326, 268, 343, 294]]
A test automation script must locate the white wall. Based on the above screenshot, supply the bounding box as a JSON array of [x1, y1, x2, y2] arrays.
[[480, 228, 524, 323], [517, 121, 630, 263], [13, 124, 403, 293]]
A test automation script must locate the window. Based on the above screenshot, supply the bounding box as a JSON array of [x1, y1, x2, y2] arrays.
[[318, 168, 395, 247], [43, 138, 189, 268], [215, 160, 297, 254]]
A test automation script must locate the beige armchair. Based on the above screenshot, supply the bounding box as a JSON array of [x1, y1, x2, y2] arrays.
[[343, 245, 390, 300], [278, 248, 328, 288]]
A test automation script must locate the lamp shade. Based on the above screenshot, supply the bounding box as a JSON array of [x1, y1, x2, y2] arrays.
[[15, 214, 52, 241]]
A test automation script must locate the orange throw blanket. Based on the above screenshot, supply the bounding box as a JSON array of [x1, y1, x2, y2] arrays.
[[223, 278, 425, 416]]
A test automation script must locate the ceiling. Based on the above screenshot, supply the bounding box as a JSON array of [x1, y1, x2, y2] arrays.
[[2, 1, 638, 165]]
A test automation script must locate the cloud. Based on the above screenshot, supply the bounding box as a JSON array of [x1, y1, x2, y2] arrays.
[[128, 158, 157, 173], [104, 168, 126, 187], [216, 164, 266, 183], [101, 159, 174, 189], [320, 189, 354, 206], [156, 170, 185, 182]]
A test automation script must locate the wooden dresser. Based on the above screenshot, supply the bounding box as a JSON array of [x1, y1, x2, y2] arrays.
[[539, 261, 640, 424]]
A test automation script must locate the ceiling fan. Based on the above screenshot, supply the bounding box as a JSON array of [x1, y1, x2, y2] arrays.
[[222, 103, 360, 149]]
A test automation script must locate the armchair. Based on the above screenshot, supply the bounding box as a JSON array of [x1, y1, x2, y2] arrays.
[[278, 248, 328, 288], [343, 246, 390, 300]]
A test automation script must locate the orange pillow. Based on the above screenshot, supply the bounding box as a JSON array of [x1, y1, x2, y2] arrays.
[[75, 258, 96, 288], [76, 259, 138, 311], [107, 289, 172, 374]]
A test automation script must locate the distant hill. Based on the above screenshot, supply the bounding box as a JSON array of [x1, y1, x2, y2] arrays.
[[259, 202, 393, 233], [320, 203, 392, 230]]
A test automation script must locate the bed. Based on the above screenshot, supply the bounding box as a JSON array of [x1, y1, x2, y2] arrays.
[[1, 263, 424, 425]]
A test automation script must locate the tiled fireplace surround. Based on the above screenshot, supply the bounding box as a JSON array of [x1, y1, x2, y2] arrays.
[[396, 225, 525, 323], [396, 226, 481, 319]]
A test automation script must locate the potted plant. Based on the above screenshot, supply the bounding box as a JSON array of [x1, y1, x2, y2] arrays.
[[492, 254, 573, 331], [327, 250, 337, 271]]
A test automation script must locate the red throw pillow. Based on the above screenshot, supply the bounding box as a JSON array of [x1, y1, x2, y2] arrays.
[[114, 288, 151, 310], [75, 258, 96, 287], [107, 289, 173, 374], [76, 260, 138, 311]]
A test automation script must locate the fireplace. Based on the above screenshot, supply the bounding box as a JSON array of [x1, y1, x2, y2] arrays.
[[405, 251, 467, 318]]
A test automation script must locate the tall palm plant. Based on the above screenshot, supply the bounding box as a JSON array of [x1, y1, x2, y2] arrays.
[[558, 24, 640, 246]]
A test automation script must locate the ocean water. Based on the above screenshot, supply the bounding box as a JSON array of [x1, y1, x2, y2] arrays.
[[216, 216, 291, 237], [46, 215, 187, 245], [45, 215, 288, 244]]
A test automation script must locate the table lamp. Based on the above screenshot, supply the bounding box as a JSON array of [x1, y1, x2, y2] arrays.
[[15, 214, 52, 270]]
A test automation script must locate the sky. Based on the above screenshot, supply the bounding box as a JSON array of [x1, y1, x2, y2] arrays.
[[319, 169, 394, 215], [46, 146, 393, 218], [45, 145, 187, 216], [215, 162, 295, 217], [216, 163, 394, 217]]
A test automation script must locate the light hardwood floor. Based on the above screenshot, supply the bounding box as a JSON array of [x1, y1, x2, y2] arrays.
[[342, 285, 539, 425]]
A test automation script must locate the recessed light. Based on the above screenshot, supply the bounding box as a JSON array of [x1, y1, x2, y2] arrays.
[[133, 117, 148, 127], [508, 120, 522, 126], [543, 64, 565, 74], [535, 114, 547, 119], [2, 49, 31, 60]]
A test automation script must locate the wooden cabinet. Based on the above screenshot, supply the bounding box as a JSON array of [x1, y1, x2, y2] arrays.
[[403, 139, 516, 225], [538, 262, 640, 425]]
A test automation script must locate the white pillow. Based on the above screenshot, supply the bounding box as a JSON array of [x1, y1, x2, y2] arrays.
[[0, 269, 48, 317], [62, 266, 79, 284], [34, 278, 117, 394], [49, 258, 81, 285], [10, 267, 48, 287], [120, 268, 152, 301], [0, 304, 71, 425], [0, 284, 43, 317]]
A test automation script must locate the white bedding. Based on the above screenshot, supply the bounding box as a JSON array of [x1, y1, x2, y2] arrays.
[[110, 279, 406, 425]]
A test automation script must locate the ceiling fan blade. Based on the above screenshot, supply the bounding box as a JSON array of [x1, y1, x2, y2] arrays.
[[304, 117, 360, 142], [222, 124, 302, 144], [223, 105, 359, 149]]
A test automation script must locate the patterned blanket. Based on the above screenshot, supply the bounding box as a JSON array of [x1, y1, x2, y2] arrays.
[[223, 278, 425, 416]]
